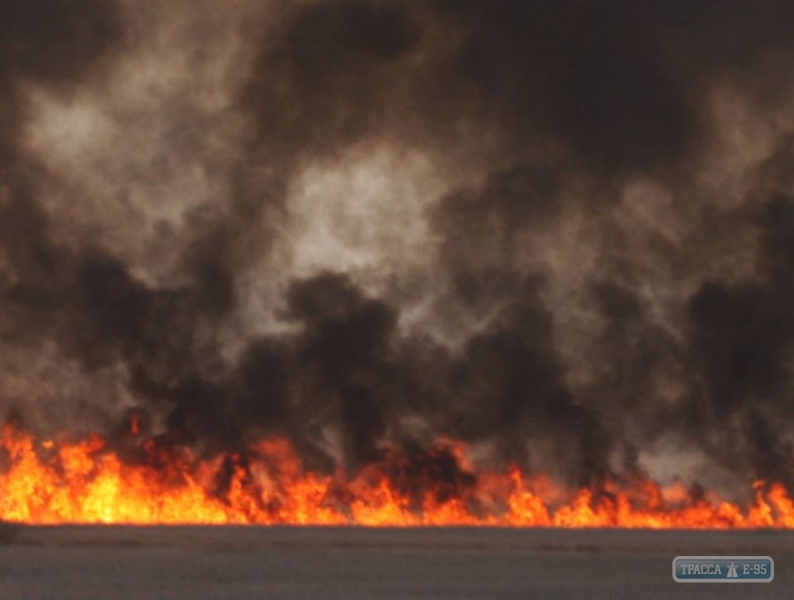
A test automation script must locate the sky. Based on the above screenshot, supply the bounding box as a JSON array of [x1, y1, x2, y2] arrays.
[[2, 0, 794, 494]]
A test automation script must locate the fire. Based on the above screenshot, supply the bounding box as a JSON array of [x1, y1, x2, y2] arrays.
[[0, 421, 792, 527]]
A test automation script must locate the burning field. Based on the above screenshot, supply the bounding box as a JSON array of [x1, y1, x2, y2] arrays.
[[5, 4, 794, 597], [3, 0, 794, 553], [2, 418, 793, 528]]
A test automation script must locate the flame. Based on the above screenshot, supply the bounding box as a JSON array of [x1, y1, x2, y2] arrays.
[[129, 413, 141, 436], [0, 422, 792, 527]]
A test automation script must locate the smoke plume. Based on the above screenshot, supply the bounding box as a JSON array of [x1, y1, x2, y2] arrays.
[[2, 0, 794, 493]]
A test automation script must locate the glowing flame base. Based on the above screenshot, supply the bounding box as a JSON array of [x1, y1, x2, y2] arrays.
[[1, 424, 792, 528]]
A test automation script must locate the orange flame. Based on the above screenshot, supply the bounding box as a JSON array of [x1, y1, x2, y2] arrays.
[[0, 422, 792, 527]]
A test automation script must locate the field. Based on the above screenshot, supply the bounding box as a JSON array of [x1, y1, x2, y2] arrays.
[[0, 525, 790, 599]]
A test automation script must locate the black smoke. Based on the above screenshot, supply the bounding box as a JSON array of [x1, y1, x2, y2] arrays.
[[1, 1, 794, 492]]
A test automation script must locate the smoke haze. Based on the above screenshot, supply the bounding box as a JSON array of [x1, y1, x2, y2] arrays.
[[2, 0, 794, 494]]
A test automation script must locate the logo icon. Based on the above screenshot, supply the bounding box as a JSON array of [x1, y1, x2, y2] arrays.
[[673, 556, 774, 583], [726, 562, 738, 578]]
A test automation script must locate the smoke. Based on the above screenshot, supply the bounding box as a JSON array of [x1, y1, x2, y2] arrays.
[[2, 0, 794, 492]]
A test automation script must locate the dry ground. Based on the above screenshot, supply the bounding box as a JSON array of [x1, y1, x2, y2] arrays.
[[0, 525, 790, 599]]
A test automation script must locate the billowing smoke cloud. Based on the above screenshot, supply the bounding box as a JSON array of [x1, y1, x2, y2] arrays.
[[2, 0, 794, 493]]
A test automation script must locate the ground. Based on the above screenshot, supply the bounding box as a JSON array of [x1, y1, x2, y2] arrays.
[[0, 525, 790, 599]]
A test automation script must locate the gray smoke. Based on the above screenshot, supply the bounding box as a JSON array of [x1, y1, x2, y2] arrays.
[[2, 0, 794, 492]]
